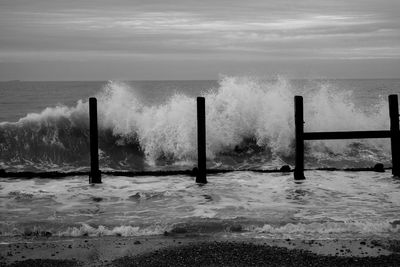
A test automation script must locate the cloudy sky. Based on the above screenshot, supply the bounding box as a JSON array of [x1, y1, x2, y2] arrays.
[[0, 0, 399, 80]]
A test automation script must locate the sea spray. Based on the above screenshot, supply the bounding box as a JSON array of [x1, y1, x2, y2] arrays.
[[304, 83, 389, 164], [206, 77, 294, 159], [0, 76, 392, 171]]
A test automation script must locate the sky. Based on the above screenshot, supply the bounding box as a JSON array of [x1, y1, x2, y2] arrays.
[[0, 0, 399, 80]]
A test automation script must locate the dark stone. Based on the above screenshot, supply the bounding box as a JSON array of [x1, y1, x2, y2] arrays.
[[229, 225, 243, 232], [371, 240, 382, 246], [92, 197, 103, 202], [191, 167, 199, 177], [171, 227, 188, 234], [373, 163, 385, 172], [40, 231, 52, 237], [280, 165, 291, 172], [23, 229, 33, 237]]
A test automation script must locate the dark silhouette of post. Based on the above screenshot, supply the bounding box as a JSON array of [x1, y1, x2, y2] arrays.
[[389, 94, 400, 177], [89, 97, 101, 183], [196, 97, 207, 183], [294, 96, 305, 180]]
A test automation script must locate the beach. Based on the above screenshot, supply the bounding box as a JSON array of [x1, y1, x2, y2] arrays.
[[1, 0, 400, 263], [1, 80, 400, 266], [2, 171, 400, 266], [2, 234, 400, 266]]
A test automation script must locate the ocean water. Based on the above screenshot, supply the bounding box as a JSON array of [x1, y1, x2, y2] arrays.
[[0, 76, 400, 239]]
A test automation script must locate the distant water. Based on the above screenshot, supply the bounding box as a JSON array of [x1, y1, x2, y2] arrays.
[[0, 77, 400, 240]]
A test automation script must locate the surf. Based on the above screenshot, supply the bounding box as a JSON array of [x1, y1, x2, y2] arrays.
[[0, 76, 391, 172]]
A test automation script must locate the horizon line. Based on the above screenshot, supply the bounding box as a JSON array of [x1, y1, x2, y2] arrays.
[[1, 77, 400, 82]]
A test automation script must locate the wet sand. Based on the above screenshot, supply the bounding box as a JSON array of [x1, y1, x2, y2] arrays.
[[1, 234, 400, 266]]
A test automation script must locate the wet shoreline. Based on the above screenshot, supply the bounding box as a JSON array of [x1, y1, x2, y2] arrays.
[[2, 235, 400, 266]]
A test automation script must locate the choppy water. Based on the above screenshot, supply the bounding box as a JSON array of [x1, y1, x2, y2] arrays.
[[0, 77, 399, 171], [0, 77, 400, 239], [1, 171, 400, 239]]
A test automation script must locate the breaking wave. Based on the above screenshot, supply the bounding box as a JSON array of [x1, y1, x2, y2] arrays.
[[3, 220, 400, 239], [0, 76, 391, 171]]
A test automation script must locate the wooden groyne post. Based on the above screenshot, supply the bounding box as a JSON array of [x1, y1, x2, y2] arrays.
[[294, 96, 305, 180], [89, 97, 101, 183], [294, 94, 400, 179], [389, 94, 400, 177], [196, 97, 207, 183]]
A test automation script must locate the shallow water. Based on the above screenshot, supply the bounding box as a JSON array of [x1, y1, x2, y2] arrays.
[[1, 77, 400, 240], [1, 171, 399, 240]]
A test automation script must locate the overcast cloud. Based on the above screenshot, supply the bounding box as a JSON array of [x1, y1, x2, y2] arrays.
[[0, 0, 399, 80]]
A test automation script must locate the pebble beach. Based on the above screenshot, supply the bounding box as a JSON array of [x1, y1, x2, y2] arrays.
[[2, 234, 400, 266]]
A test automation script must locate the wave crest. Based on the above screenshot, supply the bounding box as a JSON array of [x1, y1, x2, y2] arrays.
[[0, 77, 391, 171]]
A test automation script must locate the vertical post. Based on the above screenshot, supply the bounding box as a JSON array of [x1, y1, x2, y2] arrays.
[[89, 97, 101, 183], [294, 96, 305, 180], [196, 97, 207, 184], [389, 94, 400, 177]]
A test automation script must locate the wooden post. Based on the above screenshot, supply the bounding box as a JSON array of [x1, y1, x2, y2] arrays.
[[389, 94, 400, 177], [89, 97, 101, 183], [196, 97, 207, 183], [294, 96, 305, 180]]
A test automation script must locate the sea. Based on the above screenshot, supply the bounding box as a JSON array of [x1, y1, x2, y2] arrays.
[[1, 76, 400, 240]]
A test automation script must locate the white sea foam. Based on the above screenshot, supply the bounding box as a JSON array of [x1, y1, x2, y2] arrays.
[[252, 220, 400, 235], [1, 171, 400, 239], [59, 223, 165, 237], [4, 221, 400, 238], [0, 76, 392, 169]]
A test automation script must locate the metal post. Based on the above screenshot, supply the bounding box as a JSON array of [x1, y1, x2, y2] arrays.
[[89, 97, 101, 183], [389, 94, 400, 177], [294, 96, 305, 180], [196, 97, 207, 183]]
